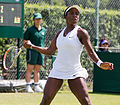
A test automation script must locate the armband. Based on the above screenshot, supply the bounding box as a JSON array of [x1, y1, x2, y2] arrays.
[[96, 60, 103, 67]]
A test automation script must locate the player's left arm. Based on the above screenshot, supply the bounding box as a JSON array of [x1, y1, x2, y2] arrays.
[[77, 28, 113, 70]]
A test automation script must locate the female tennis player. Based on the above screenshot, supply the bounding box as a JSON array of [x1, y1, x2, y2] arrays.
[[24, 5, 113, 105]]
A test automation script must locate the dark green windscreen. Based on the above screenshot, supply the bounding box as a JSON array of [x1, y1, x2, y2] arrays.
[[93, 52, 120, 93]]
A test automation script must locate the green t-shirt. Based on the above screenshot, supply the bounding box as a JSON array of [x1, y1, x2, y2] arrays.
[[24, 25, 46, 47]]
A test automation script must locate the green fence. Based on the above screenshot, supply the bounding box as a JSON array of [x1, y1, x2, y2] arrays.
[[93, 52, 120, 93], [0, 0, 120, 83]]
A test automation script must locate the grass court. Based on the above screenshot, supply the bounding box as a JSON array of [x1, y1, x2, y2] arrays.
[[0, 91, 120, 105]]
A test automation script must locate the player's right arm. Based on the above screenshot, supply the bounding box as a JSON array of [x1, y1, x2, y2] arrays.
[[23, 30, 62, 55]]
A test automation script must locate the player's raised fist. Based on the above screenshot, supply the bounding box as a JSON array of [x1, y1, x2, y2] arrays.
[[100, 62, 113, 70]]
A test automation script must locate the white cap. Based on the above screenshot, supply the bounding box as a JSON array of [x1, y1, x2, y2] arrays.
[[64, 5, 81, 17]]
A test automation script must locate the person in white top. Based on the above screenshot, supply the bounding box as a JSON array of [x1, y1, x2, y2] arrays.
[[24, 5, 113, 105]]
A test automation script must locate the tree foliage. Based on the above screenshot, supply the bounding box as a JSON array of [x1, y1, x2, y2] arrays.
[[0, 4, 119, 80]]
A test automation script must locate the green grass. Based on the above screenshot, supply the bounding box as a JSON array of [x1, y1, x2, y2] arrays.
[[0, 91, 120, 105]]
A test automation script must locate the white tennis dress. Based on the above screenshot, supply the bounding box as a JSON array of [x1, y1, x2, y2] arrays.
[[49, 25, 88, 79]]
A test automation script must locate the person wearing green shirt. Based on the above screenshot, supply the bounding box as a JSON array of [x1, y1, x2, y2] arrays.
[[24, 13, 47, 93]]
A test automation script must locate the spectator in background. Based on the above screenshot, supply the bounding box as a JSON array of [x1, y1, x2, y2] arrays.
[[98, 38, 110, 52], [24, 13, 47, 93]]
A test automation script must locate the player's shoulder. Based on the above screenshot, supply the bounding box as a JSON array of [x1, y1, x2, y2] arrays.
[[77, 26, 88, 35], [58, 29, 63, 34], [77, 26, 89, 39]]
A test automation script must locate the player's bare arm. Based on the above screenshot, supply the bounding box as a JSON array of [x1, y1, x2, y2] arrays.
[[77, 28, 113, 70], [77, 28, 99, 63], [24, 30, 62, 55]]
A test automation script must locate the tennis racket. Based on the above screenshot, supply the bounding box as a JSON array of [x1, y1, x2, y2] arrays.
[[3, 46, 24, 70]]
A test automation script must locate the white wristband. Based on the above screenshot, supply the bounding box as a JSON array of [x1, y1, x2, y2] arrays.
[[96, 60, 103, 67]]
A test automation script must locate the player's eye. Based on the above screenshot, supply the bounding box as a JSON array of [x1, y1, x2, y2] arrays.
[[69, 11, 79, 16]]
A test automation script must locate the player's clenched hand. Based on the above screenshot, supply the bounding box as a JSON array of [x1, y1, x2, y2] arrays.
[[100, 62, 113, 70], [23, 40, 32, 49]]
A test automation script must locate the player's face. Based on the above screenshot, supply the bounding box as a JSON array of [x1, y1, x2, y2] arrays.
[[34, 18, 42, 25], [66, 8, 80, 25]]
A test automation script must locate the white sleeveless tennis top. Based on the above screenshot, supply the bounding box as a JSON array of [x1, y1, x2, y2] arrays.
[[49, 25, 88, 79]]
